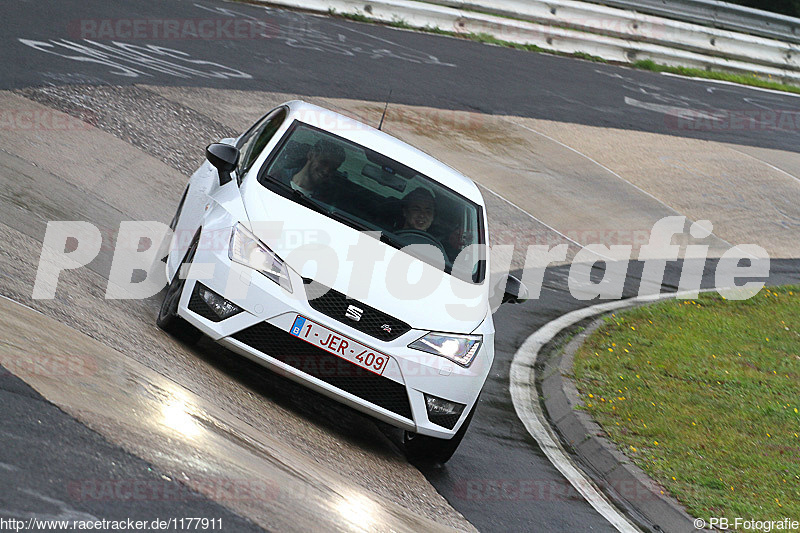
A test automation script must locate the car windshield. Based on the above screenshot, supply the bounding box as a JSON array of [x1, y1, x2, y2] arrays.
[[259, 121, 485, 283]]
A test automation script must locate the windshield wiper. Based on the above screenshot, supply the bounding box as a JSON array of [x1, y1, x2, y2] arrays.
[[379, 232, 406, 250]]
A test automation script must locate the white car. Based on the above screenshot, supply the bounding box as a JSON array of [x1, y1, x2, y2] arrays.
[[158, 101, 526, 463]]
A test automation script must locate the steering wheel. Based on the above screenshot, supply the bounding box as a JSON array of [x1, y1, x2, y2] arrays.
[[394, 229, 447, 255]]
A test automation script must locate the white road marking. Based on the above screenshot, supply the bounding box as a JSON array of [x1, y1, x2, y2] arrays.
[[506, 118, 695, 222], [193, 2, 457, 66], [0, 489, 99, 522], [499, 118, 772, 261], [727, 147, 800, 187], [623, 96, 719, 120], [477, 185, 614, 259], [660, 71, 800, 98], [509, 289, 716, 532], [18, 39, 252, 80]]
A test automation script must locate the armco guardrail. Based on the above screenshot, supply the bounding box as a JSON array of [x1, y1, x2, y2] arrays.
[[259, 0, 800, 83], [423, 0, 800, 71], [583, 0, 800, 45]]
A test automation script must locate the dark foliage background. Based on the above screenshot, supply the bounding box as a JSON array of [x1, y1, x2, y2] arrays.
[[726, 0, 800, 18]]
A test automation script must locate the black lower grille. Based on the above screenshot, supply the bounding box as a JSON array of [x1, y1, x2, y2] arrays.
[[188, 283, 225, 322], [429, 412, 461, 430], [304, 279, 411, 342], [232, 321, 413, 419]]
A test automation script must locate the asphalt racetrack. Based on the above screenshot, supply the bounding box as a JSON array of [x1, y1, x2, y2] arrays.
[[1, 1, 799, 531]]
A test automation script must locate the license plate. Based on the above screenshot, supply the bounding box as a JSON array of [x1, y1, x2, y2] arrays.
[[288, 315, 390, 375]]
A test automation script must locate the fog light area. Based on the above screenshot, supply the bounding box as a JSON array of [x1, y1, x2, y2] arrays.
[[425, 394, 464, 416], [198, 285, 242, 319], [424, 393, 466, 430]]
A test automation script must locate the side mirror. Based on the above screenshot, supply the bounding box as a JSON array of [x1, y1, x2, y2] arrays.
[[502, 275, 529, 304], [206, 143, 240, 186]]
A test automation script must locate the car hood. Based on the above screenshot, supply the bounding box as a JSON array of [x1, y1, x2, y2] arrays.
[[241, 184, 488, 333]]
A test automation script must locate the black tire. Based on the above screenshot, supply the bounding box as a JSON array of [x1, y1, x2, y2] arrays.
[[157, 232, 202, 344], [403, 399, 478, 465]]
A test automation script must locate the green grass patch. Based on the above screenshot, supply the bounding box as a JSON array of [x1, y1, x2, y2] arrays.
[[328, 8, 372, 23], [572, 286, 800, 521], [571, 51, 607, 63], [634, 59, 800, 95], [329, 8, 413, 29], [464, 32, 542, 53]]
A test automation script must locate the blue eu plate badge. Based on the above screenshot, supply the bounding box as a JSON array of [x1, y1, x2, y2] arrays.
[[290, 315, 306, 337]]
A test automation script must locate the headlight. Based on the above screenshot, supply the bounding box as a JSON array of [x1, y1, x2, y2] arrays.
[[408, 333, 482, 367], [229, 223, 292, 292]]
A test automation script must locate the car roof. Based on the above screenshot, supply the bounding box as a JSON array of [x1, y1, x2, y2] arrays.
[[282, 100, 485, 205]]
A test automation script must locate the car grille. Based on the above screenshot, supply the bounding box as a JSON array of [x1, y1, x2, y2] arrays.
[[303, 279, 411, 342], [231, 321, 413, 420]]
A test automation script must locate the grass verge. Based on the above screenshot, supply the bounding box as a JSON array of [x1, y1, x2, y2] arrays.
[[634, 59, 800, 95], [325, 8, 800, 94], [572, 286, 800, 521]]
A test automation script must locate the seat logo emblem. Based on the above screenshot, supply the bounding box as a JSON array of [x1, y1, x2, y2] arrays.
[[381, 324, 392, 334], [345, 305, 363, 322]]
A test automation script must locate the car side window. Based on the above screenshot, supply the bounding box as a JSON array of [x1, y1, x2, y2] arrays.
[[237, 107, 287, 184]]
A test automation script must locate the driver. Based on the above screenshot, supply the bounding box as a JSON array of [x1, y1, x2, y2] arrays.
[[400, 187, 435, 232]]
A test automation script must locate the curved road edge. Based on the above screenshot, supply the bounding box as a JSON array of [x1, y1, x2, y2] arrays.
[[509, 291, 721, 533]]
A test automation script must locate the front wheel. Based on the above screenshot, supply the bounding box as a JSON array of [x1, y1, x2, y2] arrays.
[[403, 399, 478, 465], [157, 234, 202, 344]]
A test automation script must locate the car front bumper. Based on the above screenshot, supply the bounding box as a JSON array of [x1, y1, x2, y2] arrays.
[[174, 227, 493, 439]]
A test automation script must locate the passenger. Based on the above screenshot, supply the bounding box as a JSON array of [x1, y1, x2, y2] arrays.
[[400, 187, 436, 232], [443, 220, 469, 262]]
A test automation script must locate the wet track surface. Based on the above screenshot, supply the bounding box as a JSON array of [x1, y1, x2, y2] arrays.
[[0, 363, 264, 531], [2, 0, 800, 531], [5, 0, 800, 153]]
